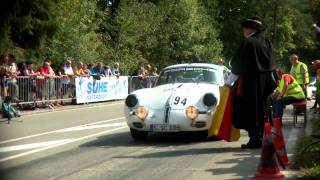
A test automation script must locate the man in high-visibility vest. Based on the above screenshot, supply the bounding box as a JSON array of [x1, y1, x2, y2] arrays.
[[289, 54, 309, 97], [272, 72, 305, 120]]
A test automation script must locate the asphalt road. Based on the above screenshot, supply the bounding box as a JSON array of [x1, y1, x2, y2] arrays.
[[0, 101, 311, 180]]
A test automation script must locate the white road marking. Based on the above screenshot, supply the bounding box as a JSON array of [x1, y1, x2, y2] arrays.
[[0, 126, 128, 163], [55, 122, 126, 132], [0, 117, 125, 145], [24, 101, 124, 116], [0, 139, 75, 153]]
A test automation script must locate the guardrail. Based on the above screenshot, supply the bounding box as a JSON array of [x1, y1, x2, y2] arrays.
[[0, 76, 158, 106]]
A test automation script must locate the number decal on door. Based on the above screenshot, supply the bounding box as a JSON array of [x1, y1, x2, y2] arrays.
[[173, 96, 187, 106]]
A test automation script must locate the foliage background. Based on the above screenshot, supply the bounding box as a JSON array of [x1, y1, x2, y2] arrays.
[[0, 0, 319, 74]]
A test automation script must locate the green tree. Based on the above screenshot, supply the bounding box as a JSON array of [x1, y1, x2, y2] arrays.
[[0, 0, 58, 60], [112, 0, 222, 73], [42, 0, 107, 66]]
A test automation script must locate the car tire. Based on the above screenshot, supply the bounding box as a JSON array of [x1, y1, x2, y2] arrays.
[[130, 128, 148, 141]]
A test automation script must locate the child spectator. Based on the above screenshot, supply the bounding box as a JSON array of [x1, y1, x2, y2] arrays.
[[2, 96, 21, 123]]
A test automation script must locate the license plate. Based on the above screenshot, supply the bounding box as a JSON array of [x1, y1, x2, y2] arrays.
[[150, 124, 179, 132]]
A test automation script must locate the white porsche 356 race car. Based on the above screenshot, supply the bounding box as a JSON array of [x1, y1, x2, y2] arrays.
[[124, 63, 224, 140]]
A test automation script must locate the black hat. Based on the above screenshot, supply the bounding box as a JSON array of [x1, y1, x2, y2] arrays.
[[241, 17, 264, 31]]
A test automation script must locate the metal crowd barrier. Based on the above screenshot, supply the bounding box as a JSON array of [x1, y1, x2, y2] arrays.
[[3, 76, 75, 105], [128, 76, 158, 93], [0, 76, 158, 106]]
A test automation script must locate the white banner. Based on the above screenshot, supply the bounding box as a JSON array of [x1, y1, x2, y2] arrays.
[[75, 76, 128, 104]]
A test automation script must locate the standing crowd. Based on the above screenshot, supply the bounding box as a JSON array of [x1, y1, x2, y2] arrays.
[[0, 53, 122, 109]]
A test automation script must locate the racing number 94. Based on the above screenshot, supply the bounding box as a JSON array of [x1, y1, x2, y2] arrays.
[[173, 96, 187, 106]]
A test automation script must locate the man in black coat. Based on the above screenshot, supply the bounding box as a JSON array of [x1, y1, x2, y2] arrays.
[[230, 17, 276, 148]]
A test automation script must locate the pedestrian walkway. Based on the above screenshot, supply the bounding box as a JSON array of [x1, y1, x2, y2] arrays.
[[206, 100, 314, 179]]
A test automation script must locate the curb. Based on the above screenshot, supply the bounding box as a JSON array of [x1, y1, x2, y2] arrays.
[[20, 100, 124, 116]]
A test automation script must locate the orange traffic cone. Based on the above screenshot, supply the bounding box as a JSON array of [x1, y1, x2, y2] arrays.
[[272, 118, 290, 168], [254, 123, 285, 179]]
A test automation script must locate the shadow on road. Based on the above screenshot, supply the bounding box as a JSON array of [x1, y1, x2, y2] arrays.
[[81, 131, 222, 148], [113, 147, 247, 159], [205, 150, 260, 179]]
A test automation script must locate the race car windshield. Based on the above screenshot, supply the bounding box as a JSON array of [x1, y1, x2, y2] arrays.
[[156, 67, 219, 86]]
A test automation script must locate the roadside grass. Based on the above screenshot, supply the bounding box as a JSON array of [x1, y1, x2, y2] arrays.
[[294, 117, 320, 179]]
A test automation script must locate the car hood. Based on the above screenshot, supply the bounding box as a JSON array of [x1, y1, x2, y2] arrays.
[[131, 83, 220, 110]]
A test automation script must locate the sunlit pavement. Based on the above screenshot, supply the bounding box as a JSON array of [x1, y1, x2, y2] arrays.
[[0, 100, 314, 180]]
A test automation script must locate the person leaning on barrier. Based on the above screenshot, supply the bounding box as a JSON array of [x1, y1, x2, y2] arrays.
[[74, 62, 83, 76], [82, 63, 91, 77], [272, 71, 305, 121], [112, 62, 120, 77], [22, 60, 39, 106], [37, 59, 56, 108], [150, 67, 158, 76], [103, 65, 113, 77]]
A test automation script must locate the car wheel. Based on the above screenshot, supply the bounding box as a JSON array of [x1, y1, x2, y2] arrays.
[[130, 128, 148, 141]]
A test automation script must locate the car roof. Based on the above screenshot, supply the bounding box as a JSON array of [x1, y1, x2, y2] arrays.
[[162, 63, 222, 71]]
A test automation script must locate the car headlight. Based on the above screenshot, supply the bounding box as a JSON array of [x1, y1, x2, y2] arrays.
[[185, 106, 199, 120], [135, 106, 149, 120], [125, 94, 138, 107], [203, 93, 217, 107]]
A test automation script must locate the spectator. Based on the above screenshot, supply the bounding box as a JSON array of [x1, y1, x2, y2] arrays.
[[144, 64, 152, 76], [63, 59, 76, 99], [289, 54, 309, 96], [64, 59, 75, 77], [82, 63, 91, 77], [137, 66, 147, 88], [311, 67, 320, 112], [21, 60, 39, 107], [57, 62, 68, 106], [92, 62, 105, 80], [150, 67, 158, 76], [311, 60, 320, 110], [38, 59, 56, 78], [312, 21, 320, 40], [103, 65, 113, 77], [5, 54, 19, 101], [112, 62, 120, 77], [37, 59, 56, 109], [74, 62, 89, 77], [0, 54, 8, 98], [149, 66, 158, 87], [2, 96, 21, 123]]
